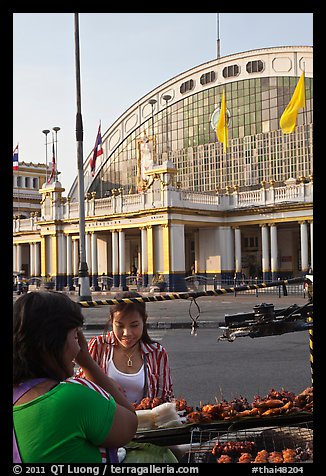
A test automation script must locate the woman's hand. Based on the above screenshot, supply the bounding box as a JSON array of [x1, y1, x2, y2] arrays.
[[74, 329, 93, 367]]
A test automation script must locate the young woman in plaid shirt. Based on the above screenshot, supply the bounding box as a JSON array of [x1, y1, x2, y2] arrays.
[[77, 291, 174, 404]]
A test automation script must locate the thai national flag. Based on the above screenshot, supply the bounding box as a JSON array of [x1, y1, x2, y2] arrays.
[[90, 123, 104, 177], [13, 144, 19, 170]]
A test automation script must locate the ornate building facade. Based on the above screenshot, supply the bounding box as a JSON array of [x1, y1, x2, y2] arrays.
[[13, 46, 313, 292]]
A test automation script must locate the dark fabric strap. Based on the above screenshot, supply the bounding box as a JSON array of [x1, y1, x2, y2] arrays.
[[107, 448, 119, 464], [13, 378, 48, 463]]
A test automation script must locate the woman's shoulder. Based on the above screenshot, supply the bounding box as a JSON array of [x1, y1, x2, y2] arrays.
[[65, 377, 112, 399], [88, 333, 107, 345], [88, 332, 113, 350], [142, 340, 168, 354]]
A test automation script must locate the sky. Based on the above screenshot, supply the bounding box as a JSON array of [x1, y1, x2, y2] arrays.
[[13, 13, 313, 194]]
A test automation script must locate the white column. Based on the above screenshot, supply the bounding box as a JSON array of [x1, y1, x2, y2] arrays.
[[309, 221, 313, 271], [91, 232, 98, 276], [13, 244, 17, 272], [169, 224, 185, 272], [234, 227, 242, 274], [61, 234, 67, 278], [194, 230, 199, 274], [66, 235, 72, 277], [300, 221, 309, 272], [118, 230, 126, 275], [85, 233, 91, 273], [17, 244, 22, 273], [112, 231, 119, 274], [169, 223, 186, 291], [34, 242, 40, 277], [219, 226, 234, 275], [57, 234, 62, 276], [30, 243, 35, 277], [261, 224, 270, 275], [73, 239, 79, 275], [140, 227, 147, 274], [270, 224, 278, 277]]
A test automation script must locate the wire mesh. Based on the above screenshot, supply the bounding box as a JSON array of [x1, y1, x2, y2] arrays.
[[187, 421, 313, 463]]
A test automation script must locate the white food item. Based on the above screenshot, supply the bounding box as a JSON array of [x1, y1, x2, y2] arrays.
[[156, 419, 183, 429], [136, 402, 183, 431], [136, 409, 155, 430], [152, 402, 181, 428]]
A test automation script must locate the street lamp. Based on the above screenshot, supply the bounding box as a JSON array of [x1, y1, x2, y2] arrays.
[[162, 94, 171, 153], [148, 99, 157, 165], [74, 13, 91, 301], [148, 99, 157, 137], [42, 129, 50, 183], [53, 126, 61, 181]]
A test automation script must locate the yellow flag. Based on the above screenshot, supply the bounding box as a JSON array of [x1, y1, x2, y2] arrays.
[[280, 72, 306, 134], [216, 90, 228, 152]]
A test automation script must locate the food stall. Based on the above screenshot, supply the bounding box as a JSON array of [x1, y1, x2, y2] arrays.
[[132, 276, 313, 463]]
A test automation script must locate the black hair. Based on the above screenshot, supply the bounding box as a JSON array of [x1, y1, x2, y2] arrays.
[[104, 291, 154, 344], [13, 291, 83, 385]]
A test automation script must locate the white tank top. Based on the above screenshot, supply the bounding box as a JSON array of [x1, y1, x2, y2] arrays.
[[107, 352, 145, 404]]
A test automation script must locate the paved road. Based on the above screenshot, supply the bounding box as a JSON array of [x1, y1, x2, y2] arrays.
[[80, 293, 311, 407]]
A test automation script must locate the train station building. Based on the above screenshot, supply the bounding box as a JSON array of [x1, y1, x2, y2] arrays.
[[13, 45, 313, 292]]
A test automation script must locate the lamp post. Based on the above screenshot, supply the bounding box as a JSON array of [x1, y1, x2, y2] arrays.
[[42, 129, 50, 183], [53, 126, 60, 181], [148, 99, 157, 137], [162, 94, 171, 154], [74, 12, 91, 301], [148, 98, 157, 164]]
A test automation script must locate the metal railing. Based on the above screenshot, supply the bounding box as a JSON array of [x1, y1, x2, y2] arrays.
[[185, 275, 305, 296]]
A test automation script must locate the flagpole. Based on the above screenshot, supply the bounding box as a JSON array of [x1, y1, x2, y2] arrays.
[[74, 12, 91, 301], [216, 13, 221, 59], [301, 65, 309, 178], [53, 126, 60, 181]]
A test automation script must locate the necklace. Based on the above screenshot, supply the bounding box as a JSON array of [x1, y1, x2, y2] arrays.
[[126, 350, 135, 367], [121, 343, 139, 367]]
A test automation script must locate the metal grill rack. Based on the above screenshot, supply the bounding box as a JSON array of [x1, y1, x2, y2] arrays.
[[187, 422, 313, 463]]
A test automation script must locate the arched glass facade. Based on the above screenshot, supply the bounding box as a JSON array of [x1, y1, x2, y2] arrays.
[[89, 75, 312, 197]]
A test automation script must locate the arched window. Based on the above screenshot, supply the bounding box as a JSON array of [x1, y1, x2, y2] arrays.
[[180, 79, 195, 94], [200, 71, 216, 85], [246, 60, 264, 73], [222, 64, 240, 78]]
